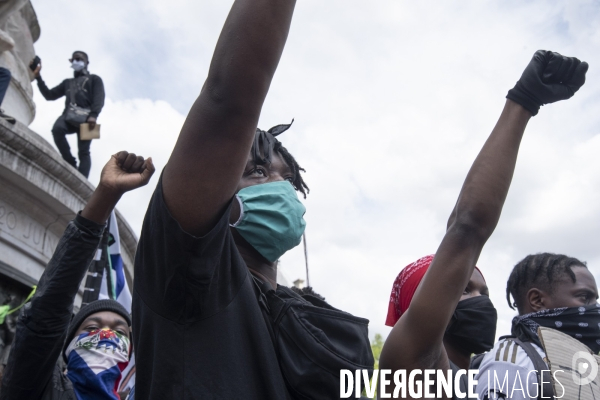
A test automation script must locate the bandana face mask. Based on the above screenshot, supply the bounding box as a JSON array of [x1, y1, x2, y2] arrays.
[[444, 295, 498, 355], [512, 303, 600, 354], [231, 181, 306, 262], [65, 328, 130, 400]]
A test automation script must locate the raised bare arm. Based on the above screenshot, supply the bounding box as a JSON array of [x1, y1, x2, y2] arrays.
[[163, 0, 297, 236], [379, 51, 588, 387]]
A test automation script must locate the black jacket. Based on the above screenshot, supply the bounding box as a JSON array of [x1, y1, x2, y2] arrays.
[[0, 215, 104, 400], [36, 70, 105, 119]]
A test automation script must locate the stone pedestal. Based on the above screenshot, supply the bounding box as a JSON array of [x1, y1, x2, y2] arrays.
[[0, 118, 137, 294], [0, 119, 138, 365], [0, 0, 39, 125], [0, 1, 140, 374]]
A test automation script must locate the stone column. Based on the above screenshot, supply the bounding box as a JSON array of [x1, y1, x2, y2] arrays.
[[0, 0, 39, 125]]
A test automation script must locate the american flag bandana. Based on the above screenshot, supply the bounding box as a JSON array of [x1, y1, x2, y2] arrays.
[[65, 328, 130, 399]]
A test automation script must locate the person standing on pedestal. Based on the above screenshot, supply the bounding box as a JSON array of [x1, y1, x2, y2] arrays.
[[31, 51, 105, 178]]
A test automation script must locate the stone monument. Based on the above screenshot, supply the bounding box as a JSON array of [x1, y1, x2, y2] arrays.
[[0, 0, 137, 373], [0, 0, 37, 124]]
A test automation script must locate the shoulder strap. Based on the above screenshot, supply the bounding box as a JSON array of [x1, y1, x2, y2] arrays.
[[68, 78, 77, 105], [251, 276, 277, 343], [512, 337, 554, 400], [252, 276, 296, 323], [470, 353, 485, 370], [68, 76, 89, 105], [251, 276, 271, 312]]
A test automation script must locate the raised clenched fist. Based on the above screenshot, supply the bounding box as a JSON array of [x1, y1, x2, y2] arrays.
[[99, 151, 155, 194], [507, 50, 588, 116]]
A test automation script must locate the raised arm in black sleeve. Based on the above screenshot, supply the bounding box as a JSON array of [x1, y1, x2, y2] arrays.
[[0, 150, 155, 399], [88, 75, 105, 119], [0, 214, 104, 400], [35, 76, 66, 101]]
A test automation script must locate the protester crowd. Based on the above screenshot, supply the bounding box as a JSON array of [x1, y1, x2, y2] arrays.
[[0, 0, 597, 399]]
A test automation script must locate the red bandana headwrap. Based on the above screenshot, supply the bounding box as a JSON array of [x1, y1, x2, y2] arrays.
[[385, 255, 485, 327]]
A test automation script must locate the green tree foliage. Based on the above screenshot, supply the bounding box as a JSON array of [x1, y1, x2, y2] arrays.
[[362, 333, 385, 399], [371, 333, 383, 370]]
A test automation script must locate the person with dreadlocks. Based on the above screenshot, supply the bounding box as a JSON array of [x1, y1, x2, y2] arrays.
[[378, 50, 588, 399], [131, 0, 371, 398], [476, 253, 598, 400]]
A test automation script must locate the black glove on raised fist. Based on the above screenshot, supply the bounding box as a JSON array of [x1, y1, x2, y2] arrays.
[[507, 50, 588, 116]]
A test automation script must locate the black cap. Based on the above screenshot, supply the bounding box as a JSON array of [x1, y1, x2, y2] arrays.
[[63, 299, 131, 361], [72, 50, 89, 61]]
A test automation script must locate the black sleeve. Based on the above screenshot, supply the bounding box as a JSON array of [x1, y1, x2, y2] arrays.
[[35, 77, 66, 101], [0, 215, 104, 400], [133, 175, 247, 323], [88, 75, 105, 118]]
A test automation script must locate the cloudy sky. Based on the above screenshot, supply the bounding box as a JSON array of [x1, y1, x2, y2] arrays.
[[28, 0, 600, 340]]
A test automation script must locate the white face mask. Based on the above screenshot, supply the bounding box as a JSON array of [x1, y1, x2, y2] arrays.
[[71, 60, 86, 71]]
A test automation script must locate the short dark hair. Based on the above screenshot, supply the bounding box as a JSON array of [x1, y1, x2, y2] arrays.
[[252, 121, 309, 198], [506, 252, 587, 312], [72, 51, 89, 62]]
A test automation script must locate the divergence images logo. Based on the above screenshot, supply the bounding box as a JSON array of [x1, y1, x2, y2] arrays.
[[572, 351, 598, 386]]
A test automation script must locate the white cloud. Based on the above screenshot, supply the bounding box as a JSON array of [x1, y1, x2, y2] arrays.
[[29, 97, 184, 232], [28, 0, 600, 342]]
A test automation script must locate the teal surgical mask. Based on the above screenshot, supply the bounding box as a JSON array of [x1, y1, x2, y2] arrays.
[[231, 181, 306, 262]]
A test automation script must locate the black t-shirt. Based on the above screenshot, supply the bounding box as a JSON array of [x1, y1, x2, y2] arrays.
[[132, 179, 290, 399]]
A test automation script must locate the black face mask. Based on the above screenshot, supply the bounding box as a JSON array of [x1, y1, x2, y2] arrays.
[[445, 296, 498, 355], [512, 304, 600, 354]]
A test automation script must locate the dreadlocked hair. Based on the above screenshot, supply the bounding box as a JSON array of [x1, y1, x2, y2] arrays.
[[274, 141, 309, 198], [251, 120, 309, 198], [506, 252, 587, 312]]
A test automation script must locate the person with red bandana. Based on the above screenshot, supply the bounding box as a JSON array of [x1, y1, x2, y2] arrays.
[[384, 255, 496, 398], [378, 50, 588, 399]]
